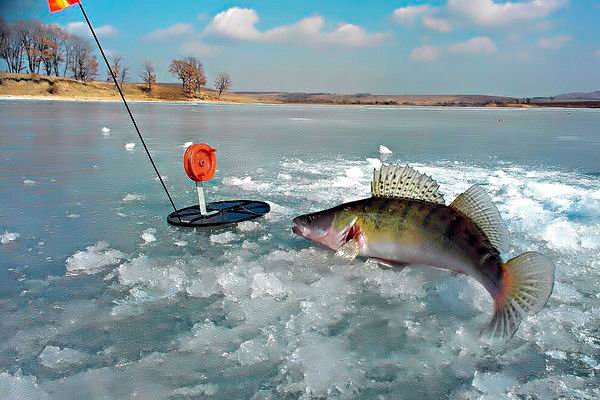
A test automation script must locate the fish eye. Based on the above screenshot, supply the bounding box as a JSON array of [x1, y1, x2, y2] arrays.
[[307, 215, 315, 223]]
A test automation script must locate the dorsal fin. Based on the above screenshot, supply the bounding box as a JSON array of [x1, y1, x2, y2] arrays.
[[371, 164, 445, 204], [450, 185, 509, 252]]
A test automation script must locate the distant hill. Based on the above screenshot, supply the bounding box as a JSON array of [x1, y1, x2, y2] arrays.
[[556, 90, 600, 100]]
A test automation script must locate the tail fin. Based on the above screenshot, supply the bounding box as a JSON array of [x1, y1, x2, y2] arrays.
[[482, 252, 554, 341]]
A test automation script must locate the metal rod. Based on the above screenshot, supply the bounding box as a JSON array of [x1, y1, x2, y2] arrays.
[[195, 182, 207, 215], [77, 1, 181, 222]]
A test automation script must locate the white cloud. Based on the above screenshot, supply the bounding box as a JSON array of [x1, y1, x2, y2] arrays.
[[180, 40, 218, 57], [447, 0, 568, 27], [410, 45, 441, 62], [392, 5, 431, 26], [422, 15, 453, 32], [538, 34, 572, 49], [449, 36, 497, 54], [205, 7, 387, 48], [66, 22, 117, 38], [146, 23, 194, 41]]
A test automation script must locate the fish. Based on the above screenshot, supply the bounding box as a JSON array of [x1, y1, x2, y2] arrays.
[[292, 164, 554, 341]]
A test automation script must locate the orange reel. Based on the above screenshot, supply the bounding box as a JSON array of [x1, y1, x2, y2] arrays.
[[183, 143, 217, 182]]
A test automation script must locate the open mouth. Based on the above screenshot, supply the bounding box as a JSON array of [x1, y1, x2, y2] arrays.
[[292, 224, 303, 237]]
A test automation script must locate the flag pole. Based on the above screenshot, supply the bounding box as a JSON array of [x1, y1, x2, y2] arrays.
[[76, 1, 181, 222]]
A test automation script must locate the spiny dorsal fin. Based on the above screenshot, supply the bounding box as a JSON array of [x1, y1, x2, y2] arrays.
[[450, 185, 509, 252], [371, 164, 445, 204]]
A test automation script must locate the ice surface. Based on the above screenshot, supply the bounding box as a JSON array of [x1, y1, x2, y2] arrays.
[[124, 143, 136, 150], [0, 231, 20, 244], [65, 241, 125, 276], [3, 136, 600, 399]]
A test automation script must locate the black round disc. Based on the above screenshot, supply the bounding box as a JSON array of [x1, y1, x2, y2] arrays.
[[167, 200, 270, 227]]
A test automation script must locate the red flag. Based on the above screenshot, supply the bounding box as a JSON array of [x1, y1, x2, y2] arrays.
[[48, 0, 80, 13]]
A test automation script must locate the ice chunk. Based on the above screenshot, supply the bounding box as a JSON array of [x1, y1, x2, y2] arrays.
[[472, 371, 518, 396], [251, 273, 286, 299], [101, 126, 110, 134], [233, 339, 269, 365], [174, 240, 188, 247], [1, 231, 20, 244], [187, 278, 218, 298], [210, 231, 239, 244], [38, 345, 86, 368], [366, 158, 382, 170], [0, 371, 50, 400], [65, 241, 124, 276], [141, 228, 157, 243], [122, 193, 145, 202], [182, 141, 194, 148], [221, 176, 270, 191], [546, 350, 567, 360], [125, 143, 136, 150], [379, 145, 393, 154], [345, 166, 363, 179], [217, 272, 250, 301], [237, 221, 259, 232], [172, 384, 218, 397], [23, 179, 36, 185]]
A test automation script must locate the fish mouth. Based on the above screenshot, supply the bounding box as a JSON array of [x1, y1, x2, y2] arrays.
[[292, 224, 304, 237]]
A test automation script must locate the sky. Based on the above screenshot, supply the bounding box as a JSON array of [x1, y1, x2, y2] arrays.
[[1, 0, 600, 96]]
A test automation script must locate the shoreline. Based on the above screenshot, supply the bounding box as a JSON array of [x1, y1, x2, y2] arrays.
[[2, 94, 600, 110]]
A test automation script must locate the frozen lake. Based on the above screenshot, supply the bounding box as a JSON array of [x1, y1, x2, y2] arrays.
[[1, 100, 599, 399]]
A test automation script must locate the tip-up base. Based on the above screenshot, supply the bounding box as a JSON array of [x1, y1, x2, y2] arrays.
[[167, 200, 270, 227]]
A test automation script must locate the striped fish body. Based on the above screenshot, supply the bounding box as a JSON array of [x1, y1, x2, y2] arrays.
[[292, 164, 554, 341], [339, 197, 503, 296]]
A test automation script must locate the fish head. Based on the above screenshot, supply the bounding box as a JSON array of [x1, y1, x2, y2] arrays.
[[293, 207, 357, 251]]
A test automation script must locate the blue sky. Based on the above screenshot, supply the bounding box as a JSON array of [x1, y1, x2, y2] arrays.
[[2, 0, 600, 96]]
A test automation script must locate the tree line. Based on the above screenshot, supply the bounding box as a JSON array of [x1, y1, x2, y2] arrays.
[[0, 17, 99, 81], [1, 18, 232, 98]]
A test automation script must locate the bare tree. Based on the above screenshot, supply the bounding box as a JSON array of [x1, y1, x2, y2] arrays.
[[214, 72, 231, 99], [69, 36, 98, 81], [15, 20, 44, 74], [1, 21, 25, 73], [118, 65, 128, 86], [107, 54, 121, 82], [139, 60, 156, 93], [169, 56, 207, 96], [38, 25, 62, 76]]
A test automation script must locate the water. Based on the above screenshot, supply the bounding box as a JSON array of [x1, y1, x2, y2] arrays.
[[1, 100, 599, 399]]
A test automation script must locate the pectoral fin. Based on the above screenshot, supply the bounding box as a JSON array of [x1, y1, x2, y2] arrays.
[[336, 239, 360, 260]]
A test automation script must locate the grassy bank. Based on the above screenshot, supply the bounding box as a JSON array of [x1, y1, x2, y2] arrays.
[[1, 73, 599, 108]]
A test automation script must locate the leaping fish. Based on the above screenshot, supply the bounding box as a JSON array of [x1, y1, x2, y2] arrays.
[[292, 164, 554, 340]]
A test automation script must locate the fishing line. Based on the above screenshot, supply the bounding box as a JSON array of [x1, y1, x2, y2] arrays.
[[77, 2, 181, 222]]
